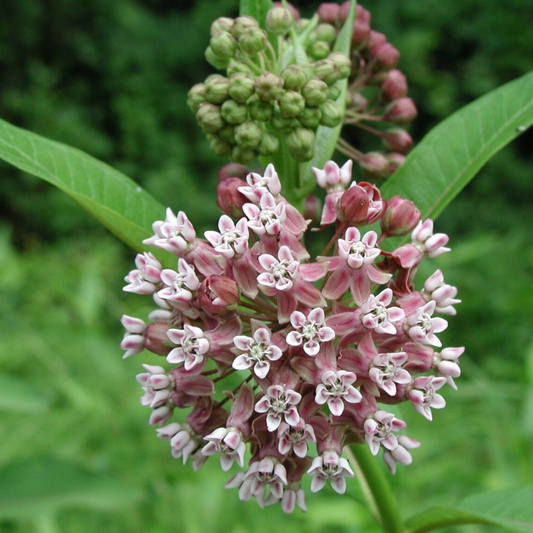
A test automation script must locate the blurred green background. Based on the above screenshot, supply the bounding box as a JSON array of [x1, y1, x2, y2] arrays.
[[1, 0, 532, 532]]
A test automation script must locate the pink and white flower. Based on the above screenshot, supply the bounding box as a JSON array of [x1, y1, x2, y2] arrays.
[[368, 352, 411, 396], [202, 427, 246, 471], [286, 308, 335, 356], [123, 252, 162, 294], [204, 215, 249, 258], [383, 435, 420, 474], [143, 209, 196, 254], [408, 375, 447, 420], [307, 450, 354, 494], [315, 370, 362, 416], [157, 259, 200, 303], [257, 246, 300, 292], [360, 289, 405, 335], [405, 300, 448, 347], [243, 192, 286, 235], [167, 324, 210, 370], [277, 419, 316, 458], [136, 364, 174, 408], [237, 457, 288, 507], [254, 385, 301, 432], [364, 410, 407, 455]]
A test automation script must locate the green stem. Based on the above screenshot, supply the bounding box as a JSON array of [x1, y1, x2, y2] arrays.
[[347, 445, 404, 533]]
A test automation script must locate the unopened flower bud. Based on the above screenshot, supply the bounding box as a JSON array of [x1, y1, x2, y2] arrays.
[[380, 196, 421, 236], [228, 73, 255, 103], [231, 16, 259, 39], [238, 28, 267, 56], [307, 40, 331, 60], [219, 124, 236, 144], [372, 42, 400, 70], [316, 3, 340, 25], [210, 32, 237, 59], [205, 76, 230, 104], [384, 98, 418, 125], [348, 91, 368, 111], [226, 59, 253, 76], [281, 65, 308, 91], [337, 184, 369, 224], [329, 52, 352, 79], [304, 193, 322, 225], [234, 121, 262, 149], [208, 134, 233, 157], [247, 95, 273, 122], [232, 145, 258, 165], [360, 151, 390, 179], [258, 131, 280, 156], [319, 101, 342, 127], [279, 90, 306, 118], [196, 102, 225, 133], [187, 83, 207, 114], [210, 17, 234, 37], [198, 275, 240, 314], [367, 31, 387, 57], [382, 128, 413, 154], [218, 163, 249, 182], [205, 46, 230, 70], [297, 106, 322, 128], [271, 108, 299, 132], [314, 59, 341, 86], [387, 153, 406, 173], [352, 17, 371, 48], [273, 1, 300, 21], [327, 82, 342, 100], [221, 99, 248, 124], [313, 23, 337, 44], [254, 72, 284, 101], [381, 69, 408, 101], [287, 128, 315, 162], [266, 6, 295, 36], [302, 78, 328, 106], [144, 322, 174, 355], [216, 177, 248, 217]]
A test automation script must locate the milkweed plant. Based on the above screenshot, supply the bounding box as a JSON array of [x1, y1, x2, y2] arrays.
[[2, 0, 533, 531]]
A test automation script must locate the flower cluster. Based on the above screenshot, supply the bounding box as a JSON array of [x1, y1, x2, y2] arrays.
[[121, 159, 463, 513]]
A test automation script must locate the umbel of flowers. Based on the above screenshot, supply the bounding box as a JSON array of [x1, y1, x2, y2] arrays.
[[121, 160, 463, 513]]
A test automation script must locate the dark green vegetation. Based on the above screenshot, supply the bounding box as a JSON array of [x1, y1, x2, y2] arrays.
[[1, 0, 532, 531]]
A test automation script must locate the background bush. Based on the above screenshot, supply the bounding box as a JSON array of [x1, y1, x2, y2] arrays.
[[1, 1, 532, 531]]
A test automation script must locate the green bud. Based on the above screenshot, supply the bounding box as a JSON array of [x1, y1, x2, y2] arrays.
[[265, 6, 295, 36], [297, 106, 322, 128], [279, 90, 306, 118], [226, 59, 253, 76], [307, 40, 331, 60], [210, 32, 237, 59], [327, 82, 342, 101], [271, 107, 299, 132], [187, 83, 206, 114], [287, 128, 315, 162], [254, 71, 284, 102], [232, 145, 258, 165], [247, 95, 273, 122], [319, 101, 342, 127], [221, 99, 248, 124], [301, 78, 328, 106], [210, 17, 234, 37], [228, 73, 255, 103], [205, 46, 230, 69], [238, 28, 267, 56], [231, 16, 259, 39], [205, 76, 230, 104], [208, 134, 233, 157], [280, 65, 308, 91], [234, 121, 262, 149], [219, 124, 236, 144], [314, 59, 341, 86], [196, 102, 225, 133], [257, 131, 280, 156], [328, 52, 352, 79], [312, 23, 337, 44]]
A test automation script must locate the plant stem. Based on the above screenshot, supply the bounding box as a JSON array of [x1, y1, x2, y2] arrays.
[[346, 445, 404, 533]]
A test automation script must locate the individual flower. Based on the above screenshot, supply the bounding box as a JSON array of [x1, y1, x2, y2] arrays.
[[277, 419, 316, 458], [123, 252, 162, 294], [143, 209, 196, 254], [157, 259, 200, 303], [382, 436, 421, 474], [315, 370, 362, 416], [254, 385, 301, 431], [167, 324, 210, 370], [360, 288, 405, 335], [243, 192, 286, 235], [368, 352, 411, 396], [136, 364, 174, 408], [204, 215, 250, 258], [120, 315, 146, 358], [423, 270, 461, 315], [408, 376, 447, 420], [201, 426, 246, 470], [307, 450, 354, 494], [286, 308, 335, 356], [237, 457, 288, 507], [364, 410, 407, 455], [405, 300, 448, 347]]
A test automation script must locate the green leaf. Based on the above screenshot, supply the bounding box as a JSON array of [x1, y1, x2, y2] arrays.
[[0, 118, 165, 254], [404, 485, 533, 533], [381, 70, 533, 224], [0, 458, 144, 519], [297, 0, 357, 198], [0, 375, 53, 413], [239, 0, 273, 28], [281, 15, 318, 69]]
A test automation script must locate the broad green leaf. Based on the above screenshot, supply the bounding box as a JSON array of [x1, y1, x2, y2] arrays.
[[0, 118, 165, 254], [298, 0, 357, 197], [239, 0, 273, 28], [382, 70, 533, 223], [0, 375, 53, 413], [404, 485, 533, 533], [0, 458, 144, 519]]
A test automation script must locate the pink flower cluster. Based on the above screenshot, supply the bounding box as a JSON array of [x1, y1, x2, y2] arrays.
[[121, 160, 463, 513]]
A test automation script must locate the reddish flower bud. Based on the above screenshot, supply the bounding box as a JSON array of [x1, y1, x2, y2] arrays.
[[316, 3, 340, 25], [381, 69, 408, 101], [216, 177, 248, 217], [304, 193, 322, 226], [372, 42, 400, 70], [218, 162, 249, 182], [144, 322, 173, 355], [367, 31, 387, 56], [336, 184, 369, 224], [382, 129, 413, 154], [360, 151, 390, 179], [352, 18, 371, 48], [198, 275, 240, 314], [381, 196, 421, 237], [383, 97, 418, 125], [386, 153, 406, 174]]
